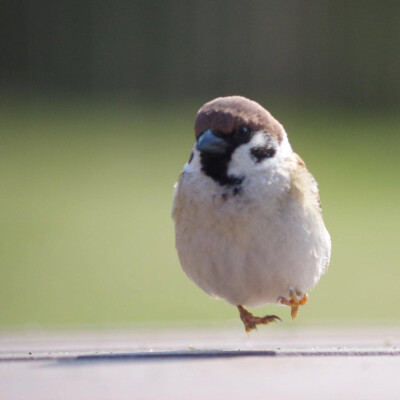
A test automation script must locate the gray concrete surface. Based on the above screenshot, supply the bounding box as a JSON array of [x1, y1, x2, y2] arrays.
[[0, 325, 399, 399]]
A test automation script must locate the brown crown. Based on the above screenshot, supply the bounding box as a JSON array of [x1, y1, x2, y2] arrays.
[[194, 96, 284, 143]]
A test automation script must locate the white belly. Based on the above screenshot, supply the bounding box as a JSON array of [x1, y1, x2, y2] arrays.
[[173, 172, 331, 307]]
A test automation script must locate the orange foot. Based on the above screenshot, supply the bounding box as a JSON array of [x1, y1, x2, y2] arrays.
[[278, 287, 308, 320], [237, 305, 281, 333]]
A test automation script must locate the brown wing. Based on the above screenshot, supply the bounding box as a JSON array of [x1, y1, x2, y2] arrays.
[[290, 153, 322, 211]]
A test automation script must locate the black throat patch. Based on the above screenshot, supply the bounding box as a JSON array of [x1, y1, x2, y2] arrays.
[[200, 151, 244, 187]]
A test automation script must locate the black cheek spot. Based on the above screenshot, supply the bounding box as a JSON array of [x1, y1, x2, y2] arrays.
[[187, 151, 194, 164], [250, 146, 276, 163]]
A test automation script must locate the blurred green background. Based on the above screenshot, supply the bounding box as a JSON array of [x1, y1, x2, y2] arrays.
[[0, 1, 399, 327]]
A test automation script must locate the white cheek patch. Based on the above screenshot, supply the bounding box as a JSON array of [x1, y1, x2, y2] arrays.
[[278, 131, 292, 159], [227, 132, 273, 177], [227, 131, 293, 178]]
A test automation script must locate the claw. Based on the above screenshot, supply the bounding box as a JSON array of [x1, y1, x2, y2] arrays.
[[278, 287, 308, 320], [237, 305, 281, 333]]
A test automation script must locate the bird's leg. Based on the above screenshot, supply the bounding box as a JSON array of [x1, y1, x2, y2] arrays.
[[237, 305, 281, 333], [278, 287, 308, 320]]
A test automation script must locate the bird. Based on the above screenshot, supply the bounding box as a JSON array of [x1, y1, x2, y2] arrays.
[[172, 96, 331, 333]]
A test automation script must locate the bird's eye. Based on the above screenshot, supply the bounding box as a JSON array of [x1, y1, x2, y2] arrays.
[[235, 126, 251, 143]]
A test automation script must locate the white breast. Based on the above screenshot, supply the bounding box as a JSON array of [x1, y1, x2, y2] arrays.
[[172, 146, 331, 308]]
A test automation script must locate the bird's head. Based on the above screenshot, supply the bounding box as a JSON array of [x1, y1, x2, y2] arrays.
[[187, 96, 292, 187]]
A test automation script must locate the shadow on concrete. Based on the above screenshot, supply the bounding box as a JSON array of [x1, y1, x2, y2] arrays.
[[2, 348, 399, 366]]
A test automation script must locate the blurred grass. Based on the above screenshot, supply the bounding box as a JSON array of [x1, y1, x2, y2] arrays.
[[0, 95, 399, 327]]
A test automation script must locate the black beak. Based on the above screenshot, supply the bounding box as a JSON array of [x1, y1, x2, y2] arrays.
[[196, 129, 229, 154]]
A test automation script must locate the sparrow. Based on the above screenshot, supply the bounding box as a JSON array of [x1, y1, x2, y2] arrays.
[[172, 96, 331, 333]]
